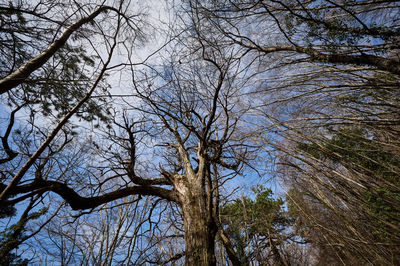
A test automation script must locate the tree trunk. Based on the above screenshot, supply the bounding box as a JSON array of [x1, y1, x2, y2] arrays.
[[181, 193, 217, 265]]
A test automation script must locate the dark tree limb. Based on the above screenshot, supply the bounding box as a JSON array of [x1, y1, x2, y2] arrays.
[[2, 179, 177, 210], [0, 104, 24, 164], [217, 225, 242, 266]]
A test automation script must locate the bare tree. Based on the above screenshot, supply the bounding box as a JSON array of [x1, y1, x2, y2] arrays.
[[31, 196, 161, 265]]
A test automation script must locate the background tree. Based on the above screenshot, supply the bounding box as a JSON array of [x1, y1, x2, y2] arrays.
[[0, 195, 48, 265], [32, 196, 160, 265], [220, 185, 312, 265]]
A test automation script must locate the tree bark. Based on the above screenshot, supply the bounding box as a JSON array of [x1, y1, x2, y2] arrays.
[[180, 189, 217, 266]]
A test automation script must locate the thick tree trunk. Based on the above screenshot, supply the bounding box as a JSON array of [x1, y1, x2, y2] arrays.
[[181, 193, 217, 265]]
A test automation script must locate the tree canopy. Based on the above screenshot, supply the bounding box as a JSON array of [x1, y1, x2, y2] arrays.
[[1, 0, 399, 265]]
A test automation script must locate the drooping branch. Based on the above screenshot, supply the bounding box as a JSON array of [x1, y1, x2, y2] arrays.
[[242, 43, 400, 76]]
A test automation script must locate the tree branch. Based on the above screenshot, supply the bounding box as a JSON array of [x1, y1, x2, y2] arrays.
[[244, 43, 400, 76], [0, 5, 120, 94], [0, 7, 121, 201], [0, 104, 24, 164], [2, 179, 177, 210]]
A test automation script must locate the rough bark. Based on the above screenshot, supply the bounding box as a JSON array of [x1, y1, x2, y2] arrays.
[[181, 192, 217, 266], [171, 158, 218, 266]]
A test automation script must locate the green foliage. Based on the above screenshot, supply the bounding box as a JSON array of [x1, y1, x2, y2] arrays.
[[0, 1, 112, 124], [282, 0, 397, 54], [0, 206, 48, 265], [220, 186, 294, 263]]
